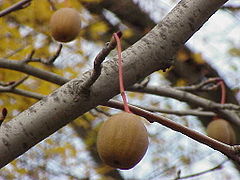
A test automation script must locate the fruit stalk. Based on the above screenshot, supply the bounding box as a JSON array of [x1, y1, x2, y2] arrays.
[[113, 33, 131, 113]]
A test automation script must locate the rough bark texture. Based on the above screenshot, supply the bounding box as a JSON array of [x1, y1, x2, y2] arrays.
[[0, 0, 228, 168]]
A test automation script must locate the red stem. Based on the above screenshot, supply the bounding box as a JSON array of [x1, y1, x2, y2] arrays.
[[212, 79, 226, 120], [113, 33, 131, 113], [219, 80, 226, 104]]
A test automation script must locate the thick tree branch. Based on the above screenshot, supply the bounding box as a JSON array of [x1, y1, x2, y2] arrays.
[[0, 0, 229, 168]]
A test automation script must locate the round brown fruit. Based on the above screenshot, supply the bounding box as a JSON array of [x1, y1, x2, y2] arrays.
[[206, 119, 236, 145], [97, 112, 149, 170], [50, 8, 81, 42]]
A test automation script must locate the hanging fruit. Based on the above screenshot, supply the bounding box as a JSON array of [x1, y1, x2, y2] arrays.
[[97, 112, 149, 170]]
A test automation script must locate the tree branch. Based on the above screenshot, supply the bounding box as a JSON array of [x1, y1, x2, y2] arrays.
[[175, 77, 222, 92], [0, 0, 230, 168], [104, 100, 240, 164], [134, 104, 216, 117], [174, 159, 227, 180], [82, 32, 121, 91], [0, 58, 69, 85], [0, 0, 32, 17], [128, 85, 240, 126]]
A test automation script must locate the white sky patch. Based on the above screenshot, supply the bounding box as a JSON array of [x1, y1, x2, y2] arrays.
[[187, 9, 240, 90]]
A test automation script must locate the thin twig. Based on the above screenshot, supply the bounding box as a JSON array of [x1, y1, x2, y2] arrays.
[[175, 78, 222, 92], [82, 32, 122, 90], [0, 79, 44, 100], [134, 104, 216, 117], [0, 58, 69, 85], [0, 76, 29, 89], [129, 85, 240, 125], [47, 0, 57, 11], [221, 5, 240, 11], [174, 159, 228, 180], [11, 76, 29, 88], [94, 107, 111, 117], [0, 0, 32, 17], [0, 108, 8, 126], [23, 44, 63, 65], [103, 99, 240, 164], [2, 45, 28, 59]]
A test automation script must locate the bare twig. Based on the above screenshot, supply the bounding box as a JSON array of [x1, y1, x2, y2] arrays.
[[23, 44, 63, 65], [82, 31, 122, 90], [47, 0, 57, 11], [0, 76, 44, 100], [175, 77, 222, 92], [0, 108, 8, 126], [134, 104, 216, 117], [0, 76, 28, 88], [2, 45, 28, 59], [94, 107, 111, 117], [221, 5, 240, 11], [174, 159, 227, 180], [0, 88, 44, 100], [0, 0, 32, 17], [103, 100, 240, 164], [12, 76, 29, 88], [0, 58, 69, 85], [128, 85, 240, 125]]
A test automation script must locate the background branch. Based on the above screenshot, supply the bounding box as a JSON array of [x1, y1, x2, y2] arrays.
[[174, 159, 227, 180], [0, 0, 32, 17], [128, 85, 240, 125], [134, 104, 216, 117], [23, 44, 63, 65], [104, 100, 240, 164], [0, 58, 68, 85]]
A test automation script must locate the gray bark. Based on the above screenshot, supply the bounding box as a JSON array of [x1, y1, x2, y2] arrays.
[[0, 0, 228, 168]]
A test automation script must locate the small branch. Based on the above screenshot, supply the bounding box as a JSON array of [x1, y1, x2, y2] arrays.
[[175, 77, 221, 92], [94, 107, 111, 117], [0, 0, 32, 17], [134, 104, 216, 117], [0, 108, 8, 126], [174, 159, 227, 180], [0, 58, 69, 85], [0, 76, 44, 100], [2, 45, 28, 59], [221, 5, 240, 11], [23, 44, 63, 65], [103, 100, 240, 164], [12, 76, 29, 88], [82, 32, 122, 90], [129, 85, 240, 125], [0, 76, 28, 89], [47, 0, 57, 11]]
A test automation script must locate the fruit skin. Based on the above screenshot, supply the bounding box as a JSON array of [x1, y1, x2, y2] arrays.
[[97, 112, 149, 170], [206, 119, 236, 145], [50, 8, 81, 42]]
